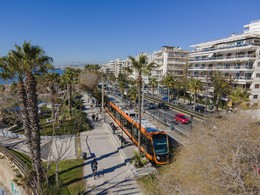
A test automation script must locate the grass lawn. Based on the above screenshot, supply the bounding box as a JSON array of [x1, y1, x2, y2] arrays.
[[9, 149, 32, 169], [137, 174, 157, 195], [48, 159, 85, 194], [40, 117, 91, 136], [8, 149, 85, 194]]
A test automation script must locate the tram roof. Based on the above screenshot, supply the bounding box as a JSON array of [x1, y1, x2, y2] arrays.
[[132, 117, 159, 133]]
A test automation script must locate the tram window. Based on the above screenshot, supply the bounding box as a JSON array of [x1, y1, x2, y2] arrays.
[[126, 121, 132, 129], [126, 121, 132, 134], [141, 133, 148, 152], [111, 107, 116, 116], [133, 127, 138, 140], [147, 140, 154, 156], [141, 133, 146, 146], [121, 118, 127, 127], [116, 112, 121, 121]]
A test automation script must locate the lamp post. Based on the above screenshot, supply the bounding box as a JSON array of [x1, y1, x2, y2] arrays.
[[102, 74, 106, 122], [142, 80, 145, 113], [190, 114, 193, 131]]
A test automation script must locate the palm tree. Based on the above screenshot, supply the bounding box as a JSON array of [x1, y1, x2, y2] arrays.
[[84, 64, 100, 72], [127, 85, 138, 107], [118, 81, 125, 101], [128, 54, 155, 154], [1, 41, 53, 188], [15, 42, 53, 186], [162, 74, 175, 102], [229, 88, 250, 108], [41, 72, 60, 119], [0, 53, 36, 168], [211, 71, 232, 111], [188, 78, 203, 109], [122, 66, 133, 102], [148, 77, 158, 104], [123, 66, 133, 79], [61, 68, 79, 118]]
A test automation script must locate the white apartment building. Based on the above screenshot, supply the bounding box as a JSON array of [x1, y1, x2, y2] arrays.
[[152, 46, 189, 81], [188, 20, 260, 105], [102, 59, 129, 77]]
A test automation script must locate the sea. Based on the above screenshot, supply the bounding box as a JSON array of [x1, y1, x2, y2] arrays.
[[0, 68, 64, 85]]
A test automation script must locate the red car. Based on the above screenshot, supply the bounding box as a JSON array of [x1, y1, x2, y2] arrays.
[[174, 113, 190, 124]]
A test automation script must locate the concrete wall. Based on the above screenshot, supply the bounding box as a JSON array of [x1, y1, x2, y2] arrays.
[[0, 153, 28, 195]]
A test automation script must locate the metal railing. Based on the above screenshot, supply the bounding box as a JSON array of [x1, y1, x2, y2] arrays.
[[190, 54, 256, 62], [0, 144, 30, 175]]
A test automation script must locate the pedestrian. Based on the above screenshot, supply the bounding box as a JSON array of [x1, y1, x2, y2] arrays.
[[91, 158, 98, 178], [92, 113, 95, 121], [96, 113, 99, 121]]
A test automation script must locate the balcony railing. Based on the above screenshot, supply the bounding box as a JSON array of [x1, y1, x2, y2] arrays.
[[189, 75, 252, 81], [189, 65, 254, 70], [190, 43, 257, 53], [190, 54, 256, 62]]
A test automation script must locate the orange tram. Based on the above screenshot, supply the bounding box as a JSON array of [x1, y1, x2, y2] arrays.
[[105, 100, 170, 165]]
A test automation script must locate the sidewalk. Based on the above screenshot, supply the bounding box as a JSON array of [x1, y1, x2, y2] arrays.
[[81, 93, 145, 194]]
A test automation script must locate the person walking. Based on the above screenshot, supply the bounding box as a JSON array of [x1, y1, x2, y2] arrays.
[[92, 113, 96, 121], [95, 113, 99, 121], [91, 158, 98, 179]]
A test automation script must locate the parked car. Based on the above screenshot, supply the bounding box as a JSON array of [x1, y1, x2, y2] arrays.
[[158, 103, 170, 110], [172, 100, 181, 106], [174, 113, 190, 124], [146, 102, 157, 109], [194, 105, 206, 113]]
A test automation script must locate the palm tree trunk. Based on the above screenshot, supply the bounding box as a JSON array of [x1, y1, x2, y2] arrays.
[[216, 95, 220, 112], [51, 85, 56, 119], [168, 87, 170, 103], [18, 79, 36, 169], [67, 83, 72, 118], [26, 73, 44, 186], [138, 76, 142, 155], [193, 92, 196, 110], [152, 87, 155, 104]]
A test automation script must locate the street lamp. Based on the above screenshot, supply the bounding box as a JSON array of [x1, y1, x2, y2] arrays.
[[190, 114, 193, 131], [142, 80, 145, 113], [102, 74, 106, 122]]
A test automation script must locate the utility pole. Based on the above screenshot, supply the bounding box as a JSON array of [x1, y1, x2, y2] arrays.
[[205, 67, 209, 116], [142, 80, 144, 112], [102, 74, 106, 122]]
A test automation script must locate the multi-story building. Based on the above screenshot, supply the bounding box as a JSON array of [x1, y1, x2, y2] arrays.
[[102, 59, 130, 78], [188, 20, 260, 105], [152, 46, 189, 81]]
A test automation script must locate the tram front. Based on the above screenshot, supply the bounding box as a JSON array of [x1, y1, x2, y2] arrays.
[[152, 133, 169, 164]]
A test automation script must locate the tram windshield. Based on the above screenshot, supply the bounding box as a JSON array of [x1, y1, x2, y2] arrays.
[[152, 134, 168, 154]]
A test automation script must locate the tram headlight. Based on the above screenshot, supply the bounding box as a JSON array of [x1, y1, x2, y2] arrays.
[[156, 156, 160, 160]]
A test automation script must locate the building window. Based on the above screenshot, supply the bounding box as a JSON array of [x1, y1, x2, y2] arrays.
[[256, 73, 260, 78], [255, 84, 260, 89], [258, 62, 260, 67], [253, 95, 258, 99]]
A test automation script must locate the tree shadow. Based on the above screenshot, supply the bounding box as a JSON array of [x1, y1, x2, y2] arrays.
[[62, 177, 83, 186]]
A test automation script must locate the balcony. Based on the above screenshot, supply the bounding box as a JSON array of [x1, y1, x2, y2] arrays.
[[189, 65, 254, 70], [190, 43, 257, 53], [189, 54, 256, 62]]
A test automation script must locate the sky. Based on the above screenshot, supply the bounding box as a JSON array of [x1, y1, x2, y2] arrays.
[[0, 0, 260, 66]]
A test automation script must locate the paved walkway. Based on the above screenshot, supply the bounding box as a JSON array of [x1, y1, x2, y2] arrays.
[[81, 93, 144, 195]]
